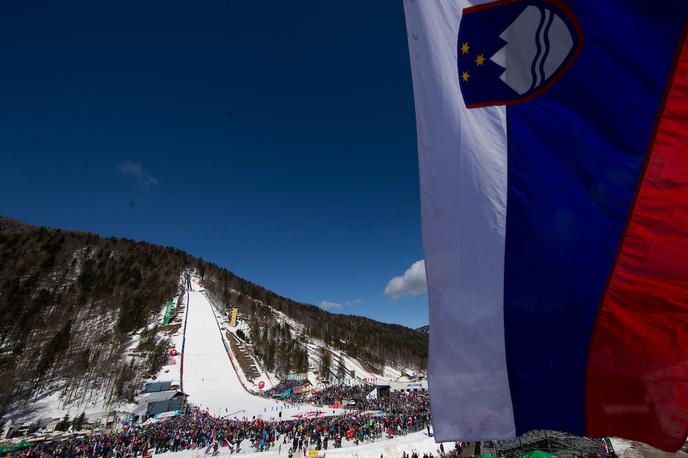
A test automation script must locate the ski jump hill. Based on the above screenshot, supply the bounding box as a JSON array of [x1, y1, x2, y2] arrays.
[[180, 278, 347, 421], [182, 281, 276, 417]]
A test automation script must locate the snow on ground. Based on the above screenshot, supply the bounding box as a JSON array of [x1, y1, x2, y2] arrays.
[[154, 431, 442, 458], [182, 281, 350, 421], [610, 438, 688, 458], [382, 367, 402, 380], [320, 345, 381, 384], [207, 295, 276, 392], [142, 275, 187, 388], [182, 287, 277, 418], [211, 277, 424, 388], [6, 274, 188, 425], [266, 304, 422, 386], [5, 388, 135, 425], [269, 308, 382, 386]]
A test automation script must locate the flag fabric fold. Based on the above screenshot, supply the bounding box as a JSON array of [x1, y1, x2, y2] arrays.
[[404, 0, 688, 451]]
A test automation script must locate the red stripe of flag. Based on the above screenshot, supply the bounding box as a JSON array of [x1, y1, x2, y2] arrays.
[[586, 26, 688, 452]]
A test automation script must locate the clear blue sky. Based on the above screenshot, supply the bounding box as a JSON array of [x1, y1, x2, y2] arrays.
[[0, 1, 428, 328]]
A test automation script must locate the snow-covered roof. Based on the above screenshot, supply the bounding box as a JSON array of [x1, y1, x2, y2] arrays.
[[144, 381, 172, 393], [306, 373, 318, 387], [132, 391, 186, 418], [389, 380, 428, 391], [137, 390, 185, 404], [132, 404, 147, 417]]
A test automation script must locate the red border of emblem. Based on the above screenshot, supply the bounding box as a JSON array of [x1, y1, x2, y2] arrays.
[[462, 0, 585, 108]]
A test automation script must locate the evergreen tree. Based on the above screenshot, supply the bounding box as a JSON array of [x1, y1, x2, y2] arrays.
[[337, 356, 346, 381], [36, 320, 72, 375], [56, 414, 71, 432], [319, 347, 331, 377], [300, 345, 310, 372], [265, 340, 276, 371], [72, 412, 86, 431]]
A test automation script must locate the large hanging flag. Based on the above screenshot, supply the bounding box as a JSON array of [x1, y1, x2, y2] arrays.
[[404, 0, 688, 451]]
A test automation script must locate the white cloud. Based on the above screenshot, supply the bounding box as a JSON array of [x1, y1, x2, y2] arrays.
[[384, 260, 427, 299], [345, 299, 362, 306], [117, 160, 159, 188], [318, 300, 342, 310]]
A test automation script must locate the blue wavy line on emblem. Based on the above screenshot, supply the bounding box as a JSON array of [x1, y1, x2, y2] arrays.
[[538, 9, 555, 89], [530, 7, 546, 92]]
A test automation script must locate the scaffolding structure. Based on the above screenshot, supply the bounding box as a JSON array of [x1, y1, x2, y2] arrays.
[[480, 430, 615, 457]]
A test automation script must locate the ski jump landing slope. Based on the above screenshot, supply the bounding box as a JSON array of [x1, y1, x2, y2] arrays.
[[182, 289, 277, 418]]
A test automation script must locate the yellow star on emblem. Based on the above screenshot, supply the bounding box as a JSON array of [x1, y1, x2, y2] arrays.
[[475, 54, 485, 66], [461, 42, 470, 54], [461, 71, 470, 82]]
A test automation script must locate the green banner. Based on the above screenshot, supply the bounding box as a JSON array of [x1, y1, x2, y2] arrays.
[[516, 451, 555, 458], [163, 300, 173, 324], [0, 441, 31, 453]]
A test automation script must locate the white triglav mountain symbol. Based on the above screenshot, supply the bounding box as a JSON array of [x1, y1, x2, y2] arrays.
[[490, 5, 574, 95]]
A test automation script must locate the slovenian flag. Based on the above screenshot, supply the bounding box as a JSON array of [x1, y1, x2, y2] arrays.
[[404, 0, 688, 451]]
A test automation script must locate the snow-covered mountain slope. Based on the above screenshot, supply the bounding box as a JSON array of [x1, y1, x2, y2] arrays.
[[0, 216, 427, 426], [200, 274, 427, 376], [180, 286, 277, 416], [0, 218, 187, 422], [173, 278, 356, 421], [203, 288, 426, 389]]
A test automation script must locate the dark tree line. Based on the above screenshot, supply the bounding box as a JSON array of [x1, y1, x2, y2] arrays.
[[200, 267, 428, 375]]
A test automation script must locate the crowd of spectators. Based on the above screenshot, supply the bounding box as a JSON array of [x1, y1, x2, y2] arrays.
[[302, 384, 373, 406], [263, 381, 430, 414], [400, 440, 477, 458], [6, 389, 431, 458]]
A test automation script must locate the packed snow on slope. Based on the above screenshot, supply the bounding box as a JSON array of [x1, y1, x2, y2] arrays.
[[181, 282, 350, 420], [609, 438, 688, 458], [153, 431, 443, 458], [183, 287, 277, 418]]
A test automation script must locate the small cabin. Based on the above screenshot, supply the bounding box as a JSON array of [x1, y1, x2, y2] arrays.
[[133, 390, 188, 421]]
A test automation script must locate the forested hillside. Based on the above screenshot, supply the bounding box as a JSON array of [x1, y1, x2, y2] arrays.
[[0, 216, 427, 418], [203, 274, 428, 375], [0, 217, 188, 418]]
